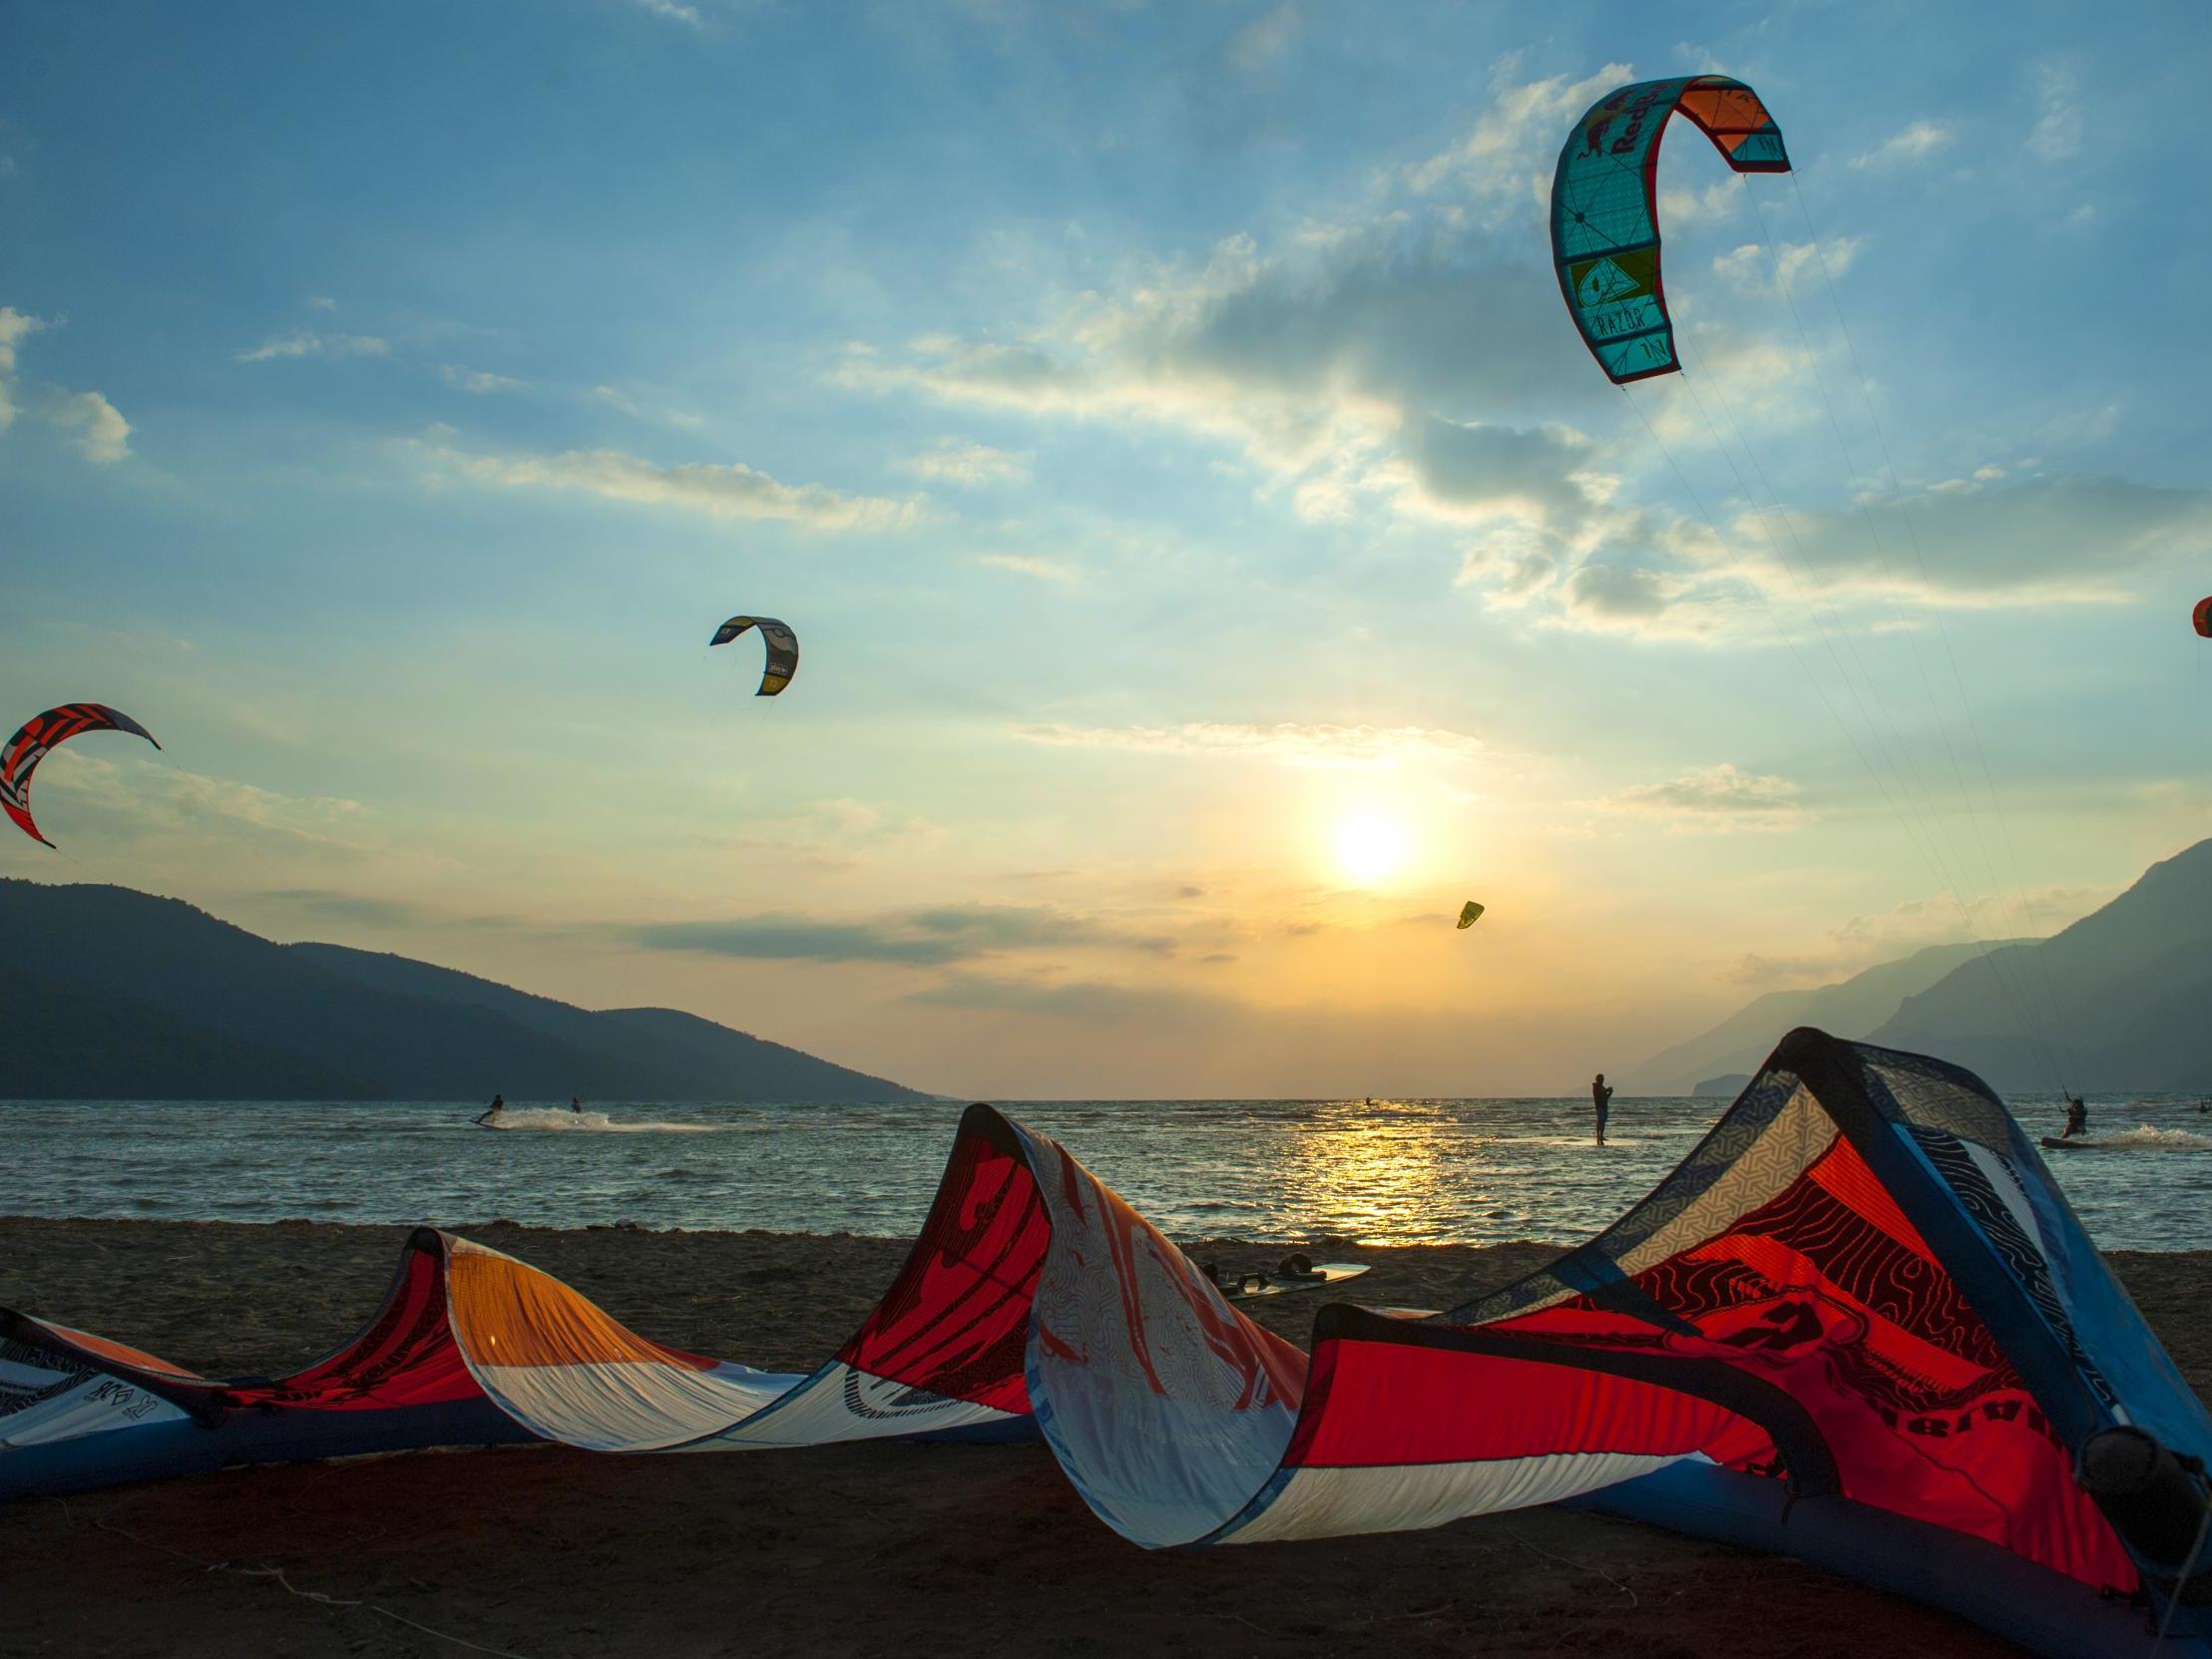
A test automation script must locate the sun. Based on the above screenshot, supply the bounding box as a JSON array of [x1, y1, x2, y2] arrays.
[[1334, 809, 1410, 886]]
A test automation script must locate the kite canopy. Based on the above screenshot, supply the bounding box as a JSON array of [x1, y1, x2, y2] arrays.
[[1456, 900, 1486, 928], [2194, 597, 2211, 638], [1, 703, 161, 848], [708, 615, 798, 696], [1551, 75, 1791, 383], [6, 1031, 2207, 1657]]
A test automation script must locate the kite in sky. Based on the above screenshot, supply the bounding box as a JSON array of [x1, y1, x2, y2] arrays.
[[1, 702, 161, 848], [709, 616, 799, 697], [2194, 597, 2211, 638], [1456, 900, 1486, 929], [1550, 75, 1790, 383]]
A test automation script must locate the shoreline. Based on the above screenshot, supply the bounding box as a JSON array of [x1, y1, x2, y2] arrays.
[[5, 1217, 2207, 1658]]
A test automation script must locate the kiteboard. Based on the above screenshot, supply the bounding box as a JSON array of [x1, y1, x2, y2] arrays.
[[2038, 1136, 2115, 1153], [1200, 1258, 1370, 1301]]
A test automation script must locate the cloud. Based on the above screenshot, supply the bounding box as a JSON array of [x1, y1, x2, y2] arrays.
[[1712, 236, 1862, 298], [639, 917, 972, 965], [1656, 176, 1745, 229], [35, 753, 367, 856], [1224, 3, 1300, 76], [907, 973, 1236, 1025], [415, 434, 921, 532], [0, 306, 132, 463], [260, 889, 423, 929], [1403, 59, 1632, 207], [38, 388, 130, 462], [2026, 62, 2082, 162], [0, 307, 36, 431], [832, 60, 1679, 599], [441, 364, 528, 394], [634, 903, 1171, 966], [1459, 470, 2212, 641], [1850, 121, 1955, 170], [1591, 763, 1807, 832], [1372, 415, 1606, 529], [235, 331, 390, 363], [1020, 720, 1486, 769], [627, 0, 704, 23], [904, 437, 1032, 487], [1767, 475, 2212, 607], [975, 552, 1080, 583], [1719, 952, 1842, 988]]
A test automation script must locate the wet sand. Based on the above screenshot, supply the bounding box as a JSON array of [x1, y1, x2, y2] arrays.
[[4, 1217, 2206, 1658]]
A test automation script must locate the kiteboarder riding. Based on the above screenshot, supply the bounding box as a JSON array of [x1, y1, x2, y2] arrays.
[[475, 1093, 506, 1126], [1592, 1073, 1613, 1146], [2060, 1094, 2088, 1140]]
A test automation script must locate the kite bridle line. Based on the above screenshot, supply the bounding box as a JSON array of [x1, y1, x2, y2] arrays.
[[1565, 89, 2071, 1096], [1612, 380, 2057, 1091], [1666, 330, 2068, 1099], [1766, 167, 2077, 1094], [1643, 163, 2070, 1097]]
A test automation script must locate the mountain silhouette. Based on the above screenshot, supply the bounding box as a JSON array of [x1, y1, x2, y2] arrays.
[[1633, 838, 2212, 1094], [0, 880, 930, 1101]]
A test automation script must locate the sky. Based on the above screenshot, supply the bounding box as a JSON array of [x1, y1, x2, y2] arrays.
[[4, 0, 2209, 1098]]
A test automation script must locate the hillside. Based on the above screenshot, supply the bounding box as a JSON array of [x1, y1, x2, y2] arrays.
[[0, 880, 930, 1101], [1869, 839, 2212, 1091], [1634, 839, 2212, 1095], [1633, 940, 2013, 1095]]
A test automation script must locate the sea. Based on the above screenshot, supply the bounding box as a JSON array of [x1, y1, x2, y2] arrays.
[[5, 1091, 2209, 1254]]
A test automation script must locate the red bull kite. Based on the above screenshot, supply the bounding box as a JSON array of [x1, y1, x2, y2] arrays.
[[1551, 76, 1790, 383]]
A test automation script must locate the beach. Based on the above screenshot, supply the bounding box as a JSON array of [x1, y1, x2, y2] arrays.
[[6, 1217, 2207, 1658]]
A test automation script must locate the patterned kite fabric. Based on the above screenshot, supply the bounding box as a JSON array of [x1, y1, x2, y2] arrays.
[[0, 702, 161, 847], [1550, 75, 1791, 384], [3, 1031, 2207, 1657]]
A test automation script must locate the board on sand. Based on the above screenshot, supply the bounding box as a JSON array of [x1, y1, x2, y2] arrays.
[[2038, 1135, 2115, 1152], [1219, 1263, 1369, 1301]]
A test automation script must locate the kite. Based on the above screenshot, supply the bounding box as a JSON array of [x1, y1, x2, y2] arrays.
[[1456, 900, 1485, 928], [709, 616, 799, 697], [1551, 76, 1790, 383], [2194, 597, 2211, 637], [6, 1031, 2209, 1655], [1, 703, 161, 848]]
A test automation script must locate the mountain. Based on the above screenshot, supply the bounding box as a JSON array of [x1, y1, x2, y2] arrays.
[[1869, 839, 2212, 1092], [1633, 940, 2014, 1095], [0, 880, 930, 1101]]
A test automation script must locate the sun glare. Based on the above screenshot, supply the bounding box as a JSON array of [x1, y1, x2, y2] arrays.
[[1334, 810, 1410, 886]]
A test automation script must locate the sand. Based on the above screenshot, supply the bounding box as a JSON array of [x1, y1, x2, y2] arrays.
[[3, 1217, 2206, 1658]]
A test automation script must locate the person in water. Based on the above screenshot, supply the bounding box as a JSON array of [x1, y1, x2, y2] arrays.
[[570, 1095, 583, 1114], [474, 1093, 506, 1126], [2061, 1093, 2088, 1139], [1592, 1073, 1613, 1146]]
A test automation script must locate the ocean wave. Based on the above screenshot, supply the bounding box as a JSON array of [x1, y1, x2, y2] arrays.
[[478, 1108, 721, 1134], [2101, 1124, 2212, 1152]]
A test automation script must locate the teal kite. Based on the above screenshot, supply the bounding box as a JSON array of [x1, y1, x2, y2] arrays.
[[1550, 76, 1790, 383]]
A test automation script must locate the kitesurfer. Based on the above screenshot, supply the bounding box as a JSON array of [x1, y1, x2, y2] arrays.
[[570, 1095, 583, 1114], [2061, 1094, 2088, 1140], [475, 1093, 506, 1126], [1592, 1073, 1613, 1146]]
